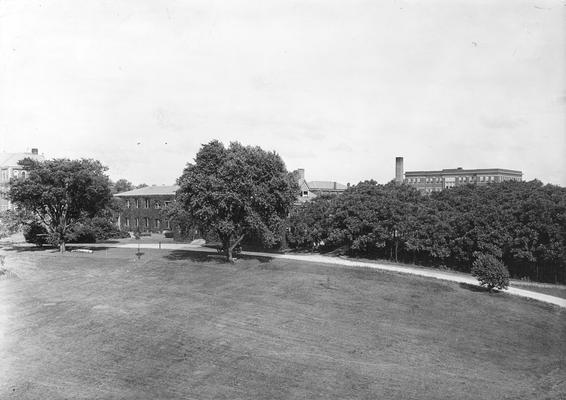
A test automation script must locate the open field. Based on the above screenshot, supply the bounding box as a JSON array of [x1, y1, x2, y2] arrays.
[[0, 247, 564, 399]]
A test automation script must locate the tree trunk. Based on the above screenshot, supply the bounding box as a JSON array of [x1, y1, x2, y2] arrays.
[[395, 240, 398, 263], [60, 241, 66, 253], [226, 234, 245, 263]]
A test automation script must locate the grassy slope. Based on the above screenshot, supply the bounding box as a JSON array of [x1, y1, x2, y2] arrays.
[[1, 248, 564, 400]]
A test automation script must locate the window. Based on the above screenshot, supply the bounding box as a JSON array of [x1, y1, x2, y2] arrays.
[[135, 199, 140, 208], [166, 219, 171, 229], [155, 219, 161, 229], [164, 201, 171, 207], [125, 218, 130, 227], [135, 218, 139, 227], [144, 217, 149, 228], [302, 191, 309, 196], [126, 199, 131, 208], [145, 199, 150, 208], [154, 201, 161, 209]]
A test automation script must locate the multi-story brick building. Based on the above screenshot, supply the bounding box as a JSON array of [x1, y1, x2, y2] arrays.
[[395, 157, 522, 194], [114, 185, 179, 233], [0, 148, 45, 212]]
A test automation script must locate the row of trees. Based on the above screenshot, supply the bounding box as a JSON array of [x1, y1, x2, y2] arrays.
[[3, 141, 299, 262], [287, 180, 566, 283], [3, 141, 564, 284]]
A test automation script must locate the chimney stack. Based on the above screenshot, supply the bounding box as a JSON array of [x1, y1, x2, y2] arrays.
[[297, 168, 305, 180], [31, 148, 38, 155], [395, 157, 404, 184]]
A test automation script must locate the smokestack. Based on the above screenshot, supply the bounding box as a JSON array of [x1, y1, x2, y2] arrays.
[[31, 148, 38, 155], [395, 157, 404, 184], [297, 168, 305, 180]]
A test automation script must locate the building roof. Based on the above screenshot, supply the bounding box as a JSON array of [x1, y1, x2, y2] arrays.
[[405, 168, 522, 176], [308, 181, 347, 190], [114, 185, 179, 197], [0, 152, 45, 167]]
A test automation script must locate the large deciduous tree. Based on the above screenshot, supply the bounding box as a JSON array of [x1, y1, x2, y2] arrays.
[[112, 179, 134, 194], [176, 140, 299, 262], [8, 158, 113, 252]]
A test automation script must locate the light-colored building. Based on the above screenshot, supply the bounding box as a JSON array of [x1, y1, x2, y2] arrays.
[[0, 148, 45, 211], [294, 168, 347, 203], [395, 157, 522, 194]]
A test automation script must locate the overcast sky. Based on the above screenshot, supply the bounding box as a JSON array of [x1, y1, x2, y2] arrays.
[[1, 0, 564, 186]]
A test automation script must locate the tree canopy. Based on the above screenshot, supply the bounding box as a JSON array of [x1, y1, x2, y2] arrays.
[[288, 180, 566, 283], [112, 179, 134, 194], [176, 140, 299, 261], [8, 158, 113, 252]]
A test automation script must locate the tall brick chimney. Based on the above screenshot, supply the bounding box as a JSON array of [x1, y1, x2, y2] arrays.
[[395, 157, 404, 184], [297, 168, 305, 180]]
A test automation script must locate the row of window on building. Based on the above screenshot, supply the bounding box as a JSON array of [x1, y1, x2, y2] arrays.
[[406, 176, 520, 184], [0, 169, 26, 182], [124, 217, 171, 230], [125, 199, 171, 209]]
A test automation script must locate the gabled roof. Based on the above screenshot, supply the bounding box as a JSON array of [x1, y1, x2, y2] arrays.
[[114, 185, 179, 197], [0, 152, 45, 167], [299, 179, 310, 192], [308, 181, 347, 190]]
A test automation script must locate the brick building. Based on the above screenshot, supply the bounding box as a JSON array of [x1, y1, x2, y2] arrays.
[[0, 148, 45, 212], [114, 185, 179, 233], [395, 157, 522, 194]]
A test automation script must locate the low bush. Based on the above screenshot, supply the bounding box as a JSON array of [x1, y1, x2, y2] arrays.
[[471, 253, 510, 291], [68, 217, 130, 244], [23, 222, 49, 246]]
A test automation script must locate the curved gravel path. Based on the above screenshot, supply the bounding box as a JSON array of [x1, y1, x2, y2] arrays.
[[107, 242, 566, 308], [260, 253, 566, 308]]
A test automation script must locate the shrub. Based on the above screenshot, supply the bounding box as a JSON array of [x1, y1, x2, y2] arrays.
[[23, 222, 49, 246], [67, 224, 98, 243], [471, 253, 510, 291], [67, 217, 130, 243], [0, 210, 22, 239]]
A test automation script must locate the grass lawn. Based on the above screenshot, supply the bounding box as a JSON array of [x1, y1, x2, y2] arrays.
[[0, 247, 564, 400]]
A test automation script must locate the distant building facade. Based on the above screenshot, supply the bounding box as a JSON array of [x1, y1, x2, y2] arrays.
[[395, 157, 522, 194], [0, 148, 45, 212], [294, 168, 347, 203], [114, 185, 179, 233]]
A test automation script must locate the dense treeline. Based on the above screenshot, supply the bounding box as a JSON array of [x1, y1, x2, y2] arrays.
[[287, 180, 566, 283]]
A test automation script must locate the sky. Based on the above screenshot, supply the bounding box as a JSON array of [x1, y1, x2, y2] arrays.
[[1, 0, 565, 186]]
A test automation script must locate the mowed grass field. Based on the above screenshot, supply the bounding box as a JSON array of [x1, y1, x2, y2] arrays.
[[0, 248, 564, 400]]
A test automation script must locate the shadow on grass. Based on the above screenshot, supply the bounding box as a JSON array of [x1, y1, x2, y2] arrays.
[[458, 282, 499, 293], [164, 250, 273, 264], [1, 245, 58, 253], [1, 245, 114, 254]]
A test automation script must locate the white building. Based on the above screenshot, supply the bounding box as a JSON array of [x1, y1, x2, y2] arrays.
[[0, 149, 45, 211]]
